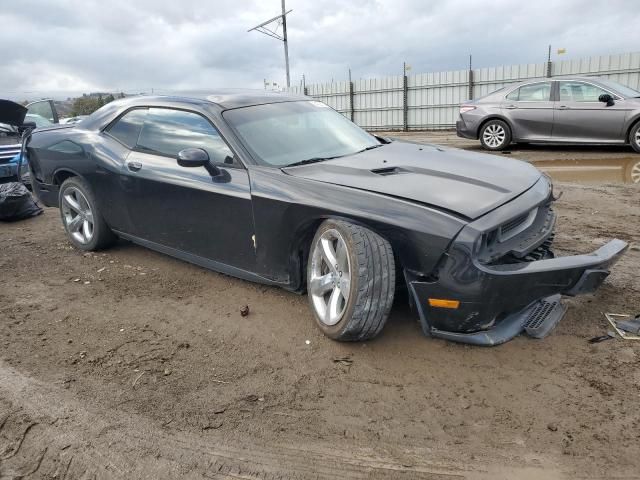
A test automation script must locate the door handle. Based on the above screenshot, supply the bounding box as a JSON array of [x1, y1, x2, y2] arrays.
[[558, 105, 571, 110], [504, 105, 518, 109], [127, 161, 142, 172]]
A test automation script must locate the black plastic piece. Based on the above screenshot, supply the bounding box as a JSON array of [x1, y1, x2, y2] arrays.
[[523, 294, 567, 338]]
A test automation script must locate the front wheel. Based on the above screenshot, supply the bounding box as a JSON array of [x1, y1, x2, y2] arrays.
[[307, 219, 395, 341], [480, 119, 512, 151], [59, 176, 116, 251]]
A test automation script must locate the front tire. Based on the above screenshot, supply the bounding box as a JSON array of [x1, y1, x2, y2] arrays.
[[630, 122, 640, 154], [59, 177, 116, 251], [307, 219, 395, 341], [480, 119, 512, 151]]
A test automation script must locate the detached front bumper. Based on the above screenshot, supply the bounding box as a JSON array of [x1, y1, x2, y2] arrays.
[[406, 177, 627, 345], [407, 238, 627, 346]]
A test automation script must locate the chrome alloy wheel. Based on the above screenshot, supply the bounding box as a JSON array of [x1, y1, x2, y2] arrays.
[[61, 187, 94, 244], [309, 229, 351, 326], [483, 124, 506, 148]]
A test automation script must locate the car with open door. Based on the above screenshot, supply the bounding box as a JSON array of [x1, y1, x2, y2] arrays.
[[25, 91, 627, 345], [0, 99, 59, 184], [456, 77, 640, 155]]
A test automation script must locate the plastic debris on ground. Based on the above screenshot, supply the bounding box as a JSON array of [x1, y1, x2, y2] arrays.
[[0, 182, 43, 221], [604, 313, 640, 340]]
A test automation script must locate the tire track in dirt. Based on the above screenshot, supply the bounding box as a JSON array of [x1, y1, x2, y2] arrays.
[[0, 362, 561, 480]]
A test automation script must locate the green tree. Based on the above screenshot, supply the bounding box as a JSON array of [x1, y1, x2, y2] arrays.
[[71, 96, 102, 116]]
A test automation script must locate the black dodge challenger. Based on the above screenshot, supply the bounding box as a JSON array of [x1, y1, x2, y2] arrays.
[[24, 91, 627, 345]]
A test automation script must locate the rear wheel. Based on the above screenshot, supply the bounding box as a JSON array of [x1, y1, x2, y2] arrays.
[[480, 119, 511, 151], [307, 219, 395, 341], [630, 122, 640, 154], [59, 177, 116, 251]]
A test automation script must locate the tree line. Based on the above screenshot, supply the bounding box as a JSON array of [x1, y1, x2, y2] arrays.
[[71, 93, 125, 116]]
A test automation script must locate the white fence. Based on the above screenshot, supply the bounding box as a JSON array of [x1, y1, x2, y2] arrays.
[[287, 51, 640, 131]]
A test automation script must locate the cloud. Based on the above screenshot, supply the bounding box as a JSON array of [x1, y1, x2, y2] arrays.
[[1, 0, 638, 99]]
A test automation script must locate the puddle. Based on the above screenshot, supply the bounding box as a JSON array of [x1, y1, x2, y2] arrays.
[[530, 157, 640, 184]]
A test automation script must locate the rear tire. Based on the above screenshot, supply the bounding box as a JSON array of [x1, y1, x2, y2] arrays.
[[480, 119, 512, 151], [59, 177, 116, 251], [307, 219, 395, 341], [630, 122, 640, 154]]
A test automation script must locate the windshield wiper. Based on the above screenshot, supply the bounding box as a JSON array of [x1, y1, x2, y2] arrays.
[[285, 143, 384, 168], [285, 155, 342, 168], [356, 144, 384, 153]]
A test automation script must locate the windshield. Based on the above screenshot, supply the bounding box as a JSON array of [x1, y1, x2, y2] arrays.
[[223, 101, 380, 167], [595, 79, 640, 98]]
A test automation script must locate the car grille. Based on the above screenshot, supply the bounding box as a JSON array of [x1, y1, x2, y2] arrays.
[[479, 204, 555, 264], [0, 143, 21, 164], [501, 213, 529, 236]]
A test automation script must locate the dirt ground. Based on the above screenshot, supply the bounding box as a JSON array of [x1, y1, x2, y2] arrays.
[[1, 134, 640, 479]]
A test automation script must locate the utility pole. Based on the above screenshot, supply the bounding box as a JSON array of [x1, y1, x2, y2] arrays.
[[546, 44, 552, 78], [248, 2, 292, 88], [281, 0, 290, 88]]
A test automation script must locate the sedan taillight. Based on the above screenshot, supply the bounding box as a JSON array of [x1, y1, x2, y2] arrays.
[[459, 105, 476, 114]]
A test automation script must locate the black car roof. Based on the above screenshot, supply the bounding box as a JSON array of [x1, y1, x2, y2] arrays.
[[135, 89, 308, 109], [79, 89, 310, 131]]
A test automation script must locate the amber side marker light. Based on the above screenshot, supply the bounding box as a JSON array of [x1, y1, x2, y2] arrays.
[[428, 298, 460, 309]]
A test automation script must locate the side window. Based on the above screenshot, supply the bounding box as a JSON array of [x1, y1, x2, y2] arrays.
[[513, 82, 551, 102], [559, 82, 609, 102], [136, 108, 234, 164], [107, 109, 148, 148], [506, 89, 519, 101]]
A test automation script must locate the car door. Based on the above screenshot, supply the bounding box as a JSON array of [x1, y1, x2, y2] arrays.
[[501, 81, 554, 140], [120, 107, 256, 271], [553, 81, 628, 142], [26, 100, 59, 125]]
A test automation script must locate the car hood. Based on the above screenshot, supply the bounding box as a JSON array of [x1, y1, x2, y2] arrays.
[[283, 141, 542, 219], [0, 99, 27, 126]]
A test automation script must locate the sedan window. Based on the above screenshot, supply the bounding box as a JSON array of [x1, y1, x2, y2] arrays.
[[136, 108, 233, 163], [507, 82, 552, 102], [559, 82, 610, 102]]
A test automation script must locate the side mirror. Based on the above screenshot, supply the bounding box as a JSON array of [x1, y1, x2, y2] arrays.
[[177, 148, 209, 167], [599, 93, 615, 107]]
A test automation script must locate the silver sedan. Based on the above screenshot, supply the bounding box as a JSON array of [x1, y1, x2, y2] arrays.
[[456, 77, 640, 156]]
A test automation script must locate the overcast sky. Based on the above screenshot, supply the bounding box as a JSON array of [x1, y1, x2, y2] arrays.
[[1, 0, 639, 99]]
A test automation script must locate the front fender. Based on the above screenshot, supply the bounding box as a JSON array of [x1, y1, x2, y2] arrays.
[[248, 166, 465, 289]]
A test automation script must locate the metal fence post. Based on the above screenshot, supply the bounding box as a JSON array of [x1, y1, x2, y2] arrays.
[[403, 74, 408, 131], [468, 54, 474, 100], [349, 81, 355, 122]]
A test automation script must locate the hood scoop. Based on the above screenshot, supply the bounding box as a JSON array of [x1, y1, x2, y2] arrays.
[[371, 166, 407, 176]]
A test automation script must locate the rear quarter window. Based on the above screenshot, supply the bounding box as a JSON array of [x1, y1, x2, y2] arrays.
[[106, 109, 148, 148]]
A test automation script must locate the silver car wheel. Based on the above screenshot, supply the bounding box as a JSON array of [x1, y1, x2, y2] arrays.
[[632, 161, 640, 184], [483, 124, 506, 148], [309, 228, 351, 326], [61, 186, 94, 245]]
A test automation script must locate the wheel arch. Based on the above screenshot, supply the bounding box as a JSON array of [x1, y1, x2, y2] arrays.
[[287, 214, 407, 293], [52, 168, 82, 186], [625, 114, 640, 143], [477, 115, 515, 140]]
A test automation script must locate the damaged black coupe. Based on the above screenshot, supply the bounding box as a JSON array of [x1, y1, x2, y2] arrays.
[[24, 92, 627, 345]]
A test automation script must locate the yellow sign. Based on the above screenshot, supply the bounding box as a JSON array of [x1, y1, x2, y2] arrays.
[[557, 48, 566, 54]]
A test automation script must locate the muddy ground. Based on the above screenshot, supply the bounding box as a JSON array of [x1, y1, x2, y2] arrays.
[[1, 135, 640, 479]]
